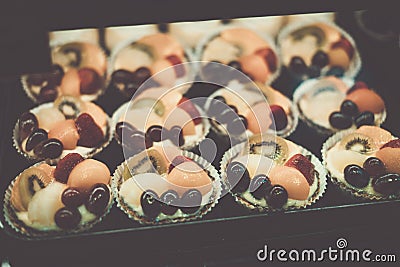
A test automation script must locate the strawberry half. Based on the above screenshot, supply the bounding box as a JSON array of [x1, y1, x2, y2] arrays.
[[255, 48, 278, 73], [166, 55, 185, 78], [331, 37, 354, 59], [75, 113, 104, 147], [78, 67, 102, 94], [285, 154, 315, 185], [168, 155, 192, 173], [54, 153, 84, 183], [178, 97, 202, 125], [381, 139, 400, 149]]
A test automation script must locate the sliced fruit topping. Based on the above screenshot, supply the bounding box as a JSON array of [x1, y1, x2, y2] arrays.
[[160, 190, 180, 215], [166, 55, 186, 78], [78, 67, 102, 94], [331, 37, 354, 59], [217, 105, 238, 125], [68, 159, 111, 192], [347, 81, 368, 95], [178, 97, 202, 125], [266, 185, 288, 209], [239, 53, 270, 83], [164, 107, 196, 136], [354, 111, 375, 128], [345, 88, 385, 114], [115, 121, 136, 144], [62, 187, 84, 207], [140, 190, 162, 219], [339, 133, 376, 154], [226, 115, 248, 135], [81, 102, 107, 128], [381, 139, 400, 149], [131, 98, 165, 117], [75, 113, 104, 147], [244, 102, 272, 134], [54, 153, 85, 183], [289, 56, 308, 75], [270, 105, 288, 131], [248, 135, 289, 165], [285, 154, 315, 185], [269, 166, 309, 200], [376, 147, 400, 174], [146, 125, 163, 142], [340, 100, 359, 117], [255, 47, 278, 73], [168, 126, 185, 146], [33, 138, 64, 159], [85, 183, 110, 215], [25, 128, 48, 152], [38, 85, 58, 103], [363, 157, 386, 177], [11, 167, 52, 212], [329, 111, 353, 129], [18, 112, 39, 142], [168, 155, 191, 173], [54, 95, 84, 119], [372, 173, 400, 195], [226, 161, 250, 194], [328, 149, 368, 173], [59, 69, 80, 97], [208, 96, 227, 117], [55, 207, 82, 230], [35, 107, 65, 132], [235, 154, 275, 178], [146, 148, 169, 175], [180, 189, 202, 215], [48, 119, 80, 150], [344, 164, 369, 188], [151, 59, 177, 86], [249, 174, 271, 200], [311, 50, 329, 68], [356, 126, 393, 148]]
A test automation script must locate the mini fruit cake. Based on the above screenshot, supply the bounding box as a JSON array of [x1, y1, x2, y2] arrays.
[[198, 27, 279, 85], [278, 21, 361, 79], [113, 86, 209, 155], [113, 146, 221, 224], [14, 96, 110, 161], [109, 33, 193, 97], [4, 153, 112, 237], [294, 77, 386, 135], [323, 126, 400, 199], [221, 134, 327, 211], [22, 42, 107, 103], [205, 81, 297, 141]]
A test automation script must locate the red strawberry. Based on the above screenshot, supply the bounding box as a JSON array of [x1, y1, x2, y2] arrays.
[[381, 139, 400, 149], [285, 154, 315, 185], [347, 81, 368, 95], [166, 55, 185, 78], [78, 67, 102, 94], [270, 105, 288, 131], [168, 155, 192, 173], [75, 113, 104, 147], [54, 153, 84, 183], [255, 48, 278, 73], [178, 97, 202, 125], [331, 37, 354, 59]]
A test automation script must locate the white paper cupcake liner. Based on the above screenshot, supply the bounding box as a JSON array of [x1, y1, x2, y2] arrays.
[[322, 128, 399, 200], [13, 102, 113, 164], [220, 140, 328, 212], [277, 19, 362, 79], [111, 150, 222, 225], [293, 77, 387, 136], [3, 162, 114, 240]]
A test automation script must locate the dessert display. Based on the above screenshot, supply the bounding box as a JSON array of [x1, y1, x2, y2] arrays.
[[112, 86, 209, 155], [323, 126, 400, 199], [204, 81, 297, 141], [108, 33, 194, 97], [197, 27, 280, 85], [294, 77, 386, 135], [220, 133, 327, 211], [3, 153, 112, 237], [112, 147, 221, 224], [14, 97, 111, 162], [22, 42, 107, 103], [278, 21, 361, 79]]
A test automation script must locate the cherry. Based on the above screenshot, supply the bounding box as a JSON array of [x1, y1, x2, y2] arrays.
[[226, 161, 250, 194]]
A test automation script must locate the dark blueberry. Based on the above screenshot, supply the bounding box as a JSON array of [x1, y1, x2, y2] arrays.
[[124, 130, 147, 154], [54, 207, 81, 230], [344, 164, 369, 188], [226, 161, 250, 194], [180, 189, 202, 215], [25, 128, 48, 151], [227, 115, 248, 135], [85, 183, 110, 215], [33, 138, 63, 159], [228, 105, 238, 114], [111, 69, 136, 85], [160, 190, 180, 215], [115, 121, 136, 144], [157, 23, 169, 33], [311, 50, 329, 68], [329, 111, 353, 129], [62, 187, 84, 207], [266, 185, 288, 209], [326, 66, 345, 77], [146, 125, 163, 142], [216, 107, 238, 124], [354, 111, 375, 128], [340, 100, 359, 117], [144, 134, 153, 149], [48, 64, 65, 85], [140, 190, 162, 219], [228, 61, 242, 71], [373, 173, 400, 195], [308, 65, 321, 78], [289, 56, 308, 75], [249, 174, 272, 200], [133, 67, 152, 84], [18, 112, 38, 142], [38, 85, 58, 103], [169, 126, 185, 147], [202, 61, 226, 83], [270, 105, 288, 131], [363, 157, 386, 177], [168, 155, 191, 173], [208, 96, 227, 117]]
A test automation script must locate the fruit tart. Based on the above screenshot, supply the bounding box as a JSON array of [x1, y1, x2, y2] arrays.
[[112, 146, 221, 224], [22, 42, 107, 103], [294, 77, 386, 135], [278, 21, 361, 80], [220, 133, 327, 211], [112, 86, 209, 155], [323, 126, 400, 199], [14, 97, 111, 162], [3, 153, 112, 238], [108, 33, 194, 97]]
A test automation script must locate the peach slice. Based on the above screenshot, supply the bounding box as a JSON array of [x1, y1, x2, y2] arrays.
[[239, 54, 270, 83], [68, 159, 110, 192], [163, 107, 196, 136], [48, 119, 79, 150], [139, 33, 184, 59], [269, 166, 310, 200], [345, 89, 385, 114], [36, 107, 65, 132], [244, 101, 273, 134], [376, 147, 400, 174], [234, 154, 275, 178], [220, 28, 268, 55], [59, 69, 81, 97], [356, 126, 393, 148], [150, 59, 177, 87]]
